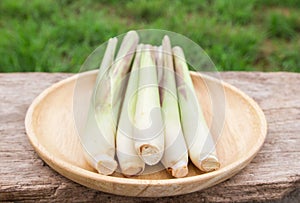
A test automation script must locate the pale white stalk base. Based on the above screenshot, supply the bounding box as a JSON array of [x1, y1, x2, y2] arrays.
[[197, 154, 220, 172], [121, 164, 144, 177], [94, 154, 118, 175], [117, 132, 146, 177], [139, 144, 163, 165], [117, 136, 146, 176], [167, 160, 189, 178]]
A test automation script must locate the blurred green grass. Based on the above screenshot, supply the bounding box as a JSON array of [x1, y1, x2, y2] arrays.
[[0, 0, 299, 72]]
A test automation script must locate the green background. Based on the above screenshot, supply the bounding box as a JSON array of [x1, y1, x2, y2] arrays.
[[1, 0, 299, 73]]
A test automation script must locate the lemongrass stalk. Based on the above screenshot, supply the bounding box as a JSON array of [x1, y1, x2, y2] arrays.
[[160, 36, 188, 178], [94, 30, 138, 172], [82, 31, 139, 175], [116, 44, 145, 177], [173, 46, 220, 172], [81, 37, 118, 175], [133, 45, 164, 165]]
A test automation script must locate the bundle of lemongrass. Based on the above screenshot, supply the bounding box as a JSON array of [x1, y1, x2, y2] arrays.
[[80, 31, 220, 178]]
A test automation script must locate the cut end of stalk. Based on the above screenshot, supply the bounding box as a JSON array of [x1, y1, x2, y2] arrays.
[[139, 144, 162, 165], [95, 155, 118, 175], [167, 160, 189, 178], [122, 166, 145, 177], [199, 155, 220, 172]]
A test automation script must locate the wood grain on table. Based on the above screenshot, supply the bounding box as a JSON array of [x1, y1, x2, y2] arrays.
[[0, 72, 299, 202]]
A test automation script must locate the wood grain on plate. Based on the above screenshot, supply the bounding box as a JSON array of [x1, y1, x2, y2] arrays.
[[0, 72, 299, 202]]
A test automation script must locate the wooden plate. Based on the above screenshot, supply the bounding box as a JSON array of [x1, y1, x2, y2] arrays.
[[25, 71, 267, 197]]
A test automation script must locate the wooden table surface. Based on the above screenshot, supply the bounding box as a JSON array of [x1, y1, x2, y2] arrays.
[[0, 72, 299, 202]]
